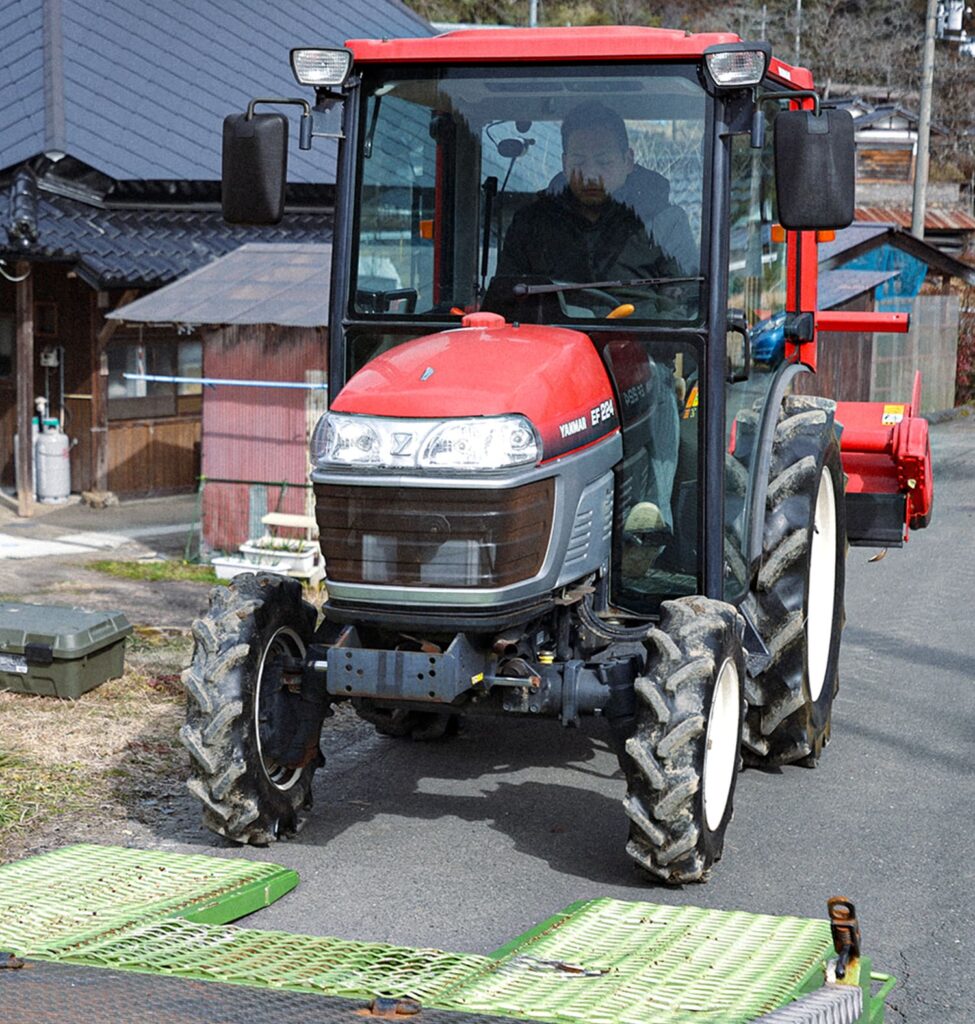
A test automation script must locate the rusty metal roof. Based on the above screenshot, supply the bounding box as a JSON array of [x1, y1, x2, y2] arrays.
[[106, 243, 331, 327], [855, 206, 975, 231]]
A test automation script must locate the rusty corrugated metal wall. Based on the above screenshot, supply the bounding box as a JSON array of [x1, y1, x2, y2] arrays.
[[201, 324, 327, 552]]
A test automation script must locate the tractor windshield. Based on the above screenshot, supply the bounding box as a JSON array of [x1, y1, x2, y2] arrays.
[[351, 63, 708, 326]]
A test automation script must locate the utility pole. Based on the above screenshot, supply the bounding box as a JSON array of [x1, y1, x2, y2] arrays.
[[794, 0, 802, 64], [912, 0, 938, 239], [529, 0, 538, 27]]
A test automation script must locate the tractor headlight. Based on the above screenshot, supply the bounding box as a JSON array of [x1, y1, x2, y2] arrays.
[[311, 413, 541, 471]]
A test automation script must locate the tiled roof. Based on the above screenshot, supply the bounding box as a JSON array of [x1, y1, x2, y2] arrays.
[[0, 0, 432, 184], [0, 185, 331, 289], [106, 243, 331, 326]]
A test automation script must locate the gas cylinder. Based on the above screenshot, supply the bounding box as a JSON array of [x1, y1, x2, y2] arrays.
[[35, 426, 71, 503]]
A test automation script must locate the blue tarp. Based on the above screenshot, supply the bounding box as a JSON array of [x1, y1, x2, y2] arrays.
[[841, 247, 928, 311]]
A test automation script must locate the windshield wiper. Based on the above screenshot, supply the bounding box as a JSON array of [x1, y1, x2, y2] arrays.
[[512, 275, 703, 297]]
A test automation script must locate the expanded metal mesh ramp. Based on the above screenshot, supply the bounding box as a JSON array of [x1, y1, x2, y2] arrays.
[[46, 916, 493, 1004], [0, 845, 884, 1024], [0, 959, 533, 1024], [443, 898, 835, 1024], [0, 843, 298, 955]]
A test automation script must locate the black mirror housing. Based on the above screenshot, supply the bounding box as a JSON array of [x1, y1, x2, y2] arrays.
[[222, 112, 288, 225], [774, 108, 855, 230]]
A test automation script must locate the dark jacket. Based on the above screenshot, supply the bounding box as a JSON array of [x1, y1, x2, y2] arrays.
[[484, 166, 695, 318]]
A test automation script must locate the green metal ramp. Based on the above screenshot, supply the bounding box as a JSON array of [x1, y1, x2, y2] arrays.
[[0, 843, 298, 955], [0, 845, 891, 1024]]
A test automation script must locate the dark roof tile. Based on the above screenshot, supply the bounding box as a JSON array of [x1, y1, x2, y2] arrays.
[[0, 187, 331, 289]]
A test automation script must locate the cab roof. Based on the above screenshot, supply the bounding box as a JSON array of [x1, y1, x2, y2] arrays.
[[344, 26, 813, 89]]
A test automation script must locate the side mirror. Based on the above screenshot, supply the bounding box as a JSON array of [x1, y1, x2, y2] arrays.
[[773, 108, 855, 230], [222, 112, 288, 225]]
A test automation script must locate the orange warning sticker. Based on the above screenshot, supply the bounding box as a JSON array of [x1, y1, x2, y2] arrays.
[[683, 384, 699, 420], [882, 404, 905, 425]]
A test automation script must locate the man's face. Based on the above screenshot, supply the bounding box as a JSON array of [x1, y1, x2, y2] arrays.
[[562, 126, 634, 208]]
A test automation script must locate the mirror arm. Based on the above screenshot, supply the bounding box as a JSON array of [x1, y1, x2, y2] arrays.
[[244, 96, 346, 150], [757, 89, 820, 115], [246, 98, 313, 149]]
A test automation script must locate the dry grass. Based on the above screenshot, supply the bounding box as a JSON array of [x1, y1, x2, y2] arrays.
[[0, 628, 192, 861]]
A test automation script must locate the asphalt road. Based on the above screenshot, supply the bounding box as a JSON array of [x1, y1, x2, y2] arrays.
[[15, 420, 968, 1022], [160, 411, 967, 1024]]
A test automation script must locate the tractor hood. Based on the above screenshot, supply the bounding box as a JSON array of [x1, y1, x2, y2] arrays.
[[330, 314, 619, 459]]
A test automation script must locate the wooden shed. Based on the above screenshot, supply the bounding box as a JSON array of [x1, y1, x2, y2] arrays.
[[107, 244, 331, 554]]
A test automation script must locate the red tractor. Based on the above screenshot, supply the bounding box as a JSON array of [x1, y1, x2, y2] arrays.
[[183, 27, 933, 883]]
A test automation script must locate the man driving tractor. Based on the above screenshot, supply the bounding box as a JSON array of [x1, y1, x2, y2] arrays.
[[485, 101, 698, 309], [485, 101, 690, 553]]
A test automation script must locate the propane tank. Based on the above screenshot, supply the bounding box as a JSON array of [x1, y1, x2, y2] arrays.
[[35, 422, 71, 503]]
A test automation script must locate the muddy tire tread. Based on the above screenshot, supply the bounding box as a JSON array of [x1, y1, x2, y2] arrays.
[[623, 596, 745, 884], [181, 573, 320, 845], [741, 395, 847, 767]]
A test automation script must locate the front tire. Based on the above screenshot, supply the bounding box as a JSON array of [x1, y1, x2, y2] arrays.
[[743, 395, 847, 767], [622, 596, 745, 884], [180, 573, 324, 845]]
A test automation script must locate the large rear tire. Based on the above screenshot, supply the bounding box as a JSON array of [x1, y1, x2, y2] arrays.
[[742, 395, 847, 767], [622, 596, 745, 884], [180, 573, 324, 845]]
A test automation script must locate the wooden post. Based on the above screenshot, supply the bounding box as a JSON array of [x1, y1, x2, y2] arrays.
[[91, 289, 138, 493], [14, 261, 34, 518]]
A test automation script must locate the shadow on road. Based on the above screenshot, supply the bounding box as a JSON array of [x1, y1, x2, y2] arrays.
[[296, 714, 662, 888]]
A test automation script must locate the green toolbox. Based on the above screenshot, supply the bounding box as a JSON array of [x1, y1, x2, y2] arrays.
[[0, 602, 132, 698]]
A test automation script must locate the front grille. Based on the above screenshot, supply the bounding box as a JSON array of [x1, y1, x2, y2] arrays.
[[316, 479, 555, 588]]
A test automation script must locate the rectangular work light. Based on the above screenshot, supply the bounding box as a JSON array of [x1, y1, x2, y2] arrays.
[[290, 48, 353, 87], [704, 42, 772, 88]]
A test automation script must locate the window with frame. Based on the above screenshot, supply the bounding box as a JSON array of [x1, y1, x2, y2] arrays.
[[723, 100, 790, 601], [107, 333, 202, 420]]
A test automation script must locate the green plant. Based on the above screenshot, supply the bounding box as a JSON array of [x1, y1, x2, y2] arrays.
[[246, 537, 316, 553], [88, 560, 224, 585]]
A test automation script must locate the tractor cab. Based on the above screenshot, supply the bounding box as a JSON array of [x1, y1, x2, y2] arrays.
[[224, 29, 854, 617]]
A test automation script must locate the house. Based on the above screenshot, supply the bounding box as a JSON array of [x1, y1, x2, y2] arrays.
[[833, 97, 975, 257], [797, 223, 975, 411], [0, 0, 431, 515]]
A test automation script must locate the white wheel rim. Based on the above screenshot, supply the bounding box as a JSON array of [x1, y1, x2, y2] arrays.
[[807, 469, 837, 702], [255, 626, 306, 792], [703, 657, 740, 833]]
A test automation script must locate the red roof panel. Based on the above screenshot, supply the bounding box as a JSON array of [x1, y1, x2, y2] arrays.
[[345, 26, 813, 86]]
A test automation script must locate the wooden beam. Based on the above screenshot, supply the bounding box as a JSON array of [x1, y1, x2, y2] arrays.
[[96, 289, 138, 345], [14, 261, 34, 517]]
